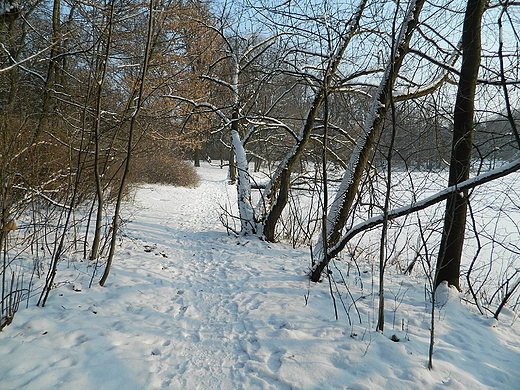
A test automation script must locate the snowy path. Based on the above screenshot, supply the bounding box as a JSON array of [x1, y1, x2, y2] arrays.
[[98, 167, 326, 389], [1, 163, 520, 390], [120, 171, 316, 389]]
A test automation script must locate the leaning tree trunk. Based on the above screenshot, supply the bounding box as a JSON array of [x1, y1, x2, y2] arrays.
[[434, 0, 486, 290], [310, 0, 426, 282], [260, 0, 368, 242]]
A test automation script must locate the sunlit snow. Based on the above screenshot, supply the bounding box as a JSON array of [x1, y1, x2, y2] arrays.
[[0, 163, 519, 389]]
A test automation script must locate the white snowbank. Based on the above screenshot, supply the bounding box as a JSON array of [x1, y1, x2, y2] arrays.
[[0, 163, 519, 389]]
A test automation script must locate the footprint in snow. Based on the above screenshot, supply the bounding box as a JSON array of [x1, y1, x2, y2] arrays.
[[162, 340, 171, 347], [175, 305, 188, 320], [267, 348, 286, 372]]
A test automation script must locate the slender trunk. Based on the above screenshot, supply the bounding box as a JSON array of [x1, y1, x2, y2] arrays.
[[377, 2, 401, 333], [228, 145, 236, 183], [5, 17, 21, 108], [435, 0, 485, 290], [497, 5, 520, 149], [33, 0, 61, 143], [428, 287, 435, 369], [90, 2, 115, 261], [194, 148, 201, 167], [100, 0, 154, 286], [261, 89, 324, 241], [38, 170, 83, 307], [376, 102, 397, 333]]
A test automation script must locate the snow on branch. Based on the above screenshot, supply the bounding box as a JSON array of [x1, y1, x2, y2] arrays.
[[326, 158, 520, 261], [199, 75, 236, 94], [0, 42, 58, 75]]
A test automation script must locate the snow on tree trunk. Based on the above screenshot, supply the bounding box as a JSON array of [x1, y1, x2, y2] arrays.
[[232, 129, 255, 235], [310, 0, 426, 282], [258, 0, 369, 242]]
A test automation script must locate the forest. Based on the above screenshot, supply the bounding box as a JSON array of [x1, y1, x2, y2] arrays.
[[1, 0, 520, 381]]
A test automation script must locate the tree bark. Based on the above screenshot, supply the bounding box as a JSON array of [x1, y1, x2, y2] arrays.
[[231, 112, 256, 235], [260, 0, 368, 242], [435, 0, 486, 290], [310, 0, 426, 282], [194, 148, 201, 167]]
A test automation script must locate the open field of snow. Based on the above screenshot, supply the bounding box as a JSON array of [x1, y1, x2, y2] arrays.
[[1, 163, 519, 389]]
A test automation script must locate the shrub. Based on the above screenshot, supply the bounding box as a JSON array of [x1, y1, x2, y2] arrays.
[[130, 152, 199, 188]]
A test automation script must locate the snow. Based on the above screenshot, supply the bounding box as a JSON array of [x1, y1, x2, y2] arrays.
[[1, 163, 519, 390], [231, 129, 255, 234], [327, 158, 520, 258]]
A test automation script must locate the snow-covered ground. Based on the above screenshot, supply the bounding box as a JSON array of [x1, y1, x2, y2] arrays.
[[1, 163, 519, 389]]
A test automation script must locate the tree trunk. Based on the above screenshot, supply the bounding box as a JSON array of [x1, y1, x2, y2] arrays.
[[261, 90, 324, 241], [230, 107, 256, 235], [310, 0, 426, 282], [228, 145, 236, 184], [194, 148, 201, 167], [260, 0, 368, 242], [90, 4, 115, 261], [435, 0, 485, 290], [33, 0, 61, 143]]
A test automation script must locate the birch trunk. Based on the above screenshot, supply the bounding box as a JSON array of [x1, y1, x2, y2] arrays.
[[231, 124, 255, 235]]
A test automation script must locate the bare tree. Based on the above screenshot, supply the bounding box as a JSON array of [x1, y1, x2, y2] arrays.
[[311, 0, 427, 281], [168, 0, 370, 238]]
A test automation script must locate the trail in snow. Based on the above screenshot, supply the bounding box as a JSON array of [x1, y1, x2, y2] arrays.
[[121, 170, 315, 389], [102, 166, 281, 389], [0, 163, 519, 390]]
